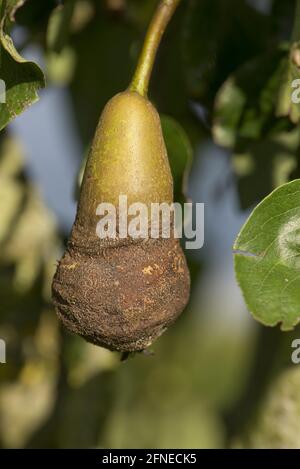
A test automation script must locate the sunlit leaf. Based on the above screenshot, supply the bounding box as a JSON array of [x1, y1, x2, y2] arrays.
[[233, 128, 300, 209], [234, 179, 300, 330], [213, 48, 287, 148], [0, 0, 45, 130]]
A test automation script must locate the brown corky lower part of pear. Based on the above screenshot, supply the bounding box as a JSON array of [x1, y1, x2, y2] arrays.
[[53, 235, 189, 352], [52, 0, 190, 352]]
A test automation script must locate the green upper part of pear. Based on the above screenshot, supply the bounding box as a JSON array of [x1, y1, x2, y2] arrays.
[[77, 91, 173, 227]]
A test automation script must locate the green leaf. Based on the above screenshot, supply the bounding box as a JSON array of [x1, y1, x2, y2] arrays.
[[213, 48, 287, 148], [46, 46, 76, 86], [234, 179, 300, 331], [182, 0, 269, 106], [233, 128, 300, 209], [212, 45, 300, 210], [213, 76, 246, 148], [0, 0, 45, 130], [47, 0, 75, 53], [161, 114, 193, 203]]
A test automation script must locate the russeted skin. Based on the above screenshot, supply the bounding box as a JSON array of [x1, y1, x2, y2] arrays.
[[52, 91, 190, 352]]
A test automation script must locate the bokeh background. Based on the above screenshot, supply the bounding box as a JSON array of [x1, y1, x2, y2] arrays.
[[1, 0, 300, 449]]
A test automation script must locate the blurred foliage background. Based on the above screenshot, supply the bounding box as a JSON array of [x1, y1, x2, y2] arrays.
[[1, 0, 300, 449]]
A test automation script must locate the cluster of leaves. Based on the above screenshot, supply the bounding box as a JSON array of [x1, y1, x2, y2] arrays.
[[182, 0, 300, 331], [212, 0, 300, 331]]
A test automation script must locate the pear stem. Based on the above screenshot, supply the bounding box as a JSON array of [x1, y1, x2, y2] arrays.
[[129, 0, 181, 97]]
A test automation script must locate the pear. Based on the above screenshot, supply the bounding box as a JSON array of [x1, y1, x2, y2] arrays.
[[75, 90, 173, 231], [52, 0, 190, 352]]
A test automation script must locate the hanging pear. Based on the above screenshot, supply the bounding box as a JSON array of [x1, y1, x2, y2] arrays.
[[52, 0, 190, 352]]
